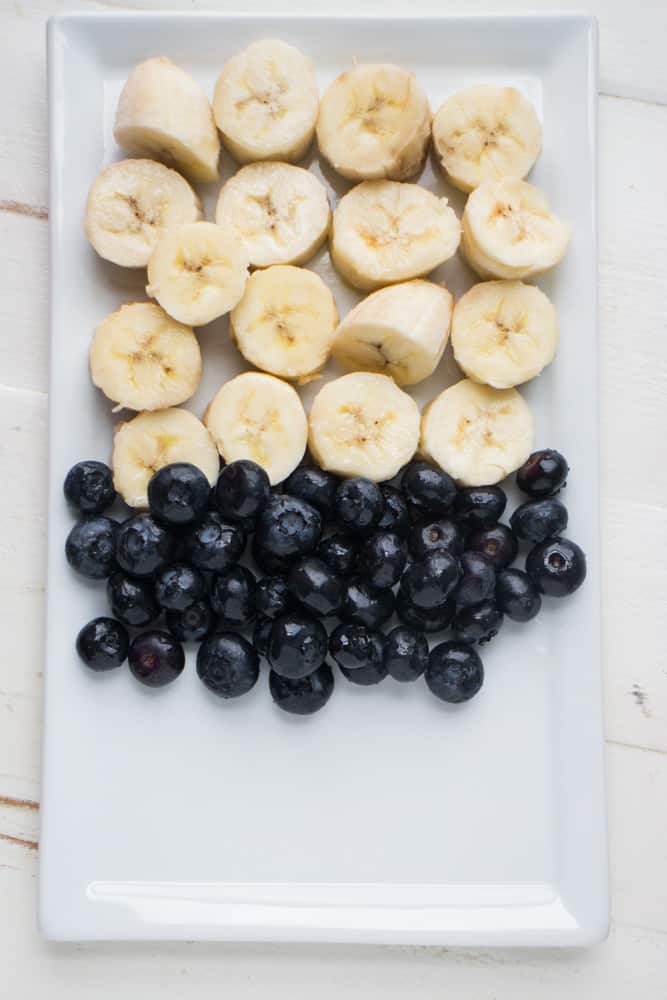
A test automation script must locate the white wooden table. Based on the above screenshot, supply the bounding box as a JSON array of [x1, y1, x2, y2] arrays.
[[1, 0, 665, 994]]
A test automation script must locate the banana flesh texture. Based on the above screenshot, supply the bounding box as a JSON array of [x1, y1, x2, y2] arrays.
[[213, 39, 319, 165], [451, 280, 558, 389], [114, 57, 220, 183], [432, 85, 542, 193], [332, 279, 453, 386], [230, 265, 338, 381], [461, 178, 571, 279], [317, 63, 431, 182], [215, 161, 330, 268], [84, 159, 202, 268], [331, 180, 461, 291], [420, 379, 534, 486], [308, 372, 420, 481], [205, 372, 308, 485], [112, 407, 219, 508], [146, 222, 249, 327], [90, 302, 201, 413]]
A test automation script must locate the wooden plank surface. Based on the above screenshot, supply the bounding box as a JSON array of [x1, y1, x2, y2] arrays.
[[0, 0, 666, 994]]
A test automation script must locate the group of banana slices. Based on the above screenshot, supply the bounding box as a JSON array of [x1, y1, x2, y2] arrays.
[[83, 39, 571, 508]]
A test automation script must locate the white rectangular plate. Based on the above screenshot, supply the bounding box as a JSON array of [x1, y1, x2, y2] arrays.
[[42, 12, 607, 945]]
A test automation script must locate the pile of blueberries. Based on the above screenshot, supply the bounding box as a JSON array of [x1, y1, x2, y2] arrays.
[[65, 447, 586, 715]]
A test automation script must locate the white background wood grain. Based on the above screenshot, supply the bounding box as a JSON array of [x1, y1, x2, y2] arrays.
[[1, 0, 666, 994]]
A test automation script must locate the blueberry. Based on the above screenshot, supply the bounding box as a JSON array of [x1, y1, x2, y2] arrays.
[[166, 599, 216, 641], [256, 495, 322, 560], [495, 569, 542, 622], [154, 562, 206, 611], [383, 626, 428, 682], [426, 642, 484, 704], [377, 484, 411, 537], [402, 461, 456, 515], [269, 663, 334, 715], [288, 556, 344, 616], [409, 518, 464, 558], [256, 575, 291, 619], [283, 466, 338, 517], [65, 516, 117, 579], [253, 616, 273, 657], [526, 536, 587, 597], [395, 587, 455, 632], [456, 552, 495, 608], [316, 534, 358, 577], [340, 580, 394, 629], [452, 600, 503, 644], [115, 513, 174, 578], [510, 498, 568, 543], [128, 630, 185, 687], [516, 449, 569, 498], [181, 512, 245, 572], [196, 632, 259, 699], [334, 478, 384, 535], [107, 571, 160, 626], [359, 532, 407, 589], [214, 459, 271, 524], [467, 524, 518, 570], [329, 623, 385, 685], [268, 613, 328, 679], [454, 486, 507, 529], [76, 617, 128, 671], [147, 462, 210, 526], [402, 550, 460, 609], [64, 461, 116, 514], [210, 566, 256, 625]]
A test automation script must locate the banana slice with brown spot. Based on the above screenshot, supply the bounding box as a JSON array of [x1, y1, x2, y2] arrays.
[[90, 302, 201, 412], [432, 85, 542, 193]]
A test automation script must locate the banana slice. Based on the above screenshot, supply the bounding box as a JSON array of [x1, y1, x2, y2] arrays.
[[331, 180, 460, 291], [420, 379, 534, 486], [332, 279, 452, 386], [462, 178, 571, 279], [308, 372, 420, 481], [113, 407, 219, 508], [205, 372, 307, 484], [316, 63, 431, 182], [90, 302, 201, 412], [213, 39, 319, 164], [432, 85, 542, 193], [114, 57, 220, 183], [146, 222, 249, 327], [215, 162, 330, 269], [84, 159, 202, 269], [451, 280, 558, 389], [230, 265, 338, 381]]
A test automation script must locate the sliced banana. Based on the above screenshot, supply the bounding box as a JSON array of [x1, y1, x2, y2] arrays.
[[205, 372, 307, 485], [462, 178, 571, 279], [432, 85, 542, 193], [331, 180, 460, 291], [84, 159, 202, 269], [451, 280, 558, 389], [114, 57, 220, 183], [215, 162, 330, 269], [332, 279, 452, 386], [90, 302, 201, 412], [420, 379, 534, 486], [230, 265, 338, 381], [113, 407, 219, 508], [317, 63, 431, 182], [213, 39, 319, 164], [146, 222, 249, 327], [308, 372, 420, 481]]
